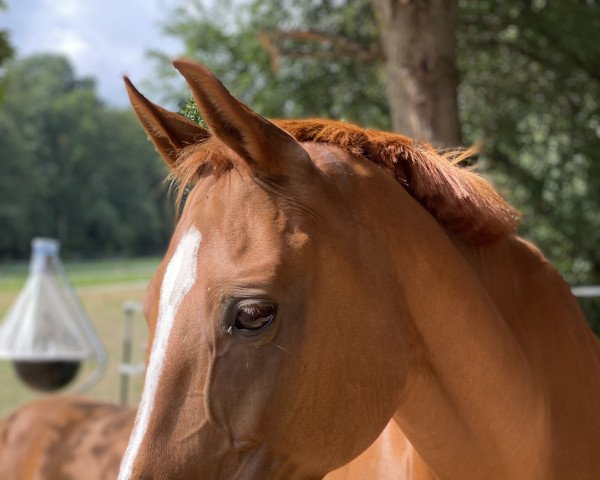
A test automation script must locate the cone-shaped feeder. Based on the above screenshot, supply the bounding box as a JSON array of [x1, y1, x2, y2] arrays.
[[0, 238, 107, 392]]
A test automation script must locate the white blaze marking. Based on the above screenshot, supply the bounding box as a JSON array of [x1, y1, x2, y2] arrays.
[[118, 227, 202, 480]]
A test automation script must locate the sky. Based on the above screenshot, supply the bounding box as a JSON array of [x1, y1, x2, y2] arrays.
[[0, 0, 183, 107]]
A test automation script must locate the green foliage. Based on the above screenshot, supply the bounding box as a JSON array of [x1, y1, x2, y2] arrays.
[[0, 29, 11, 67], [0, 0, 15, 100], [459, 0, 600, 284], [151, 0, 389, 129], [179, 98, 207, 127], [0, 55, 173, 259]]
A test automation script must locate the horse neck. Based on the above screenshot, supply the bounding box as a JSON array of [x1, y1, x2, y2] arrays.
[[453, 236, 600, 472], [457, 236, 600, 378], [382, 212, 600, 479]]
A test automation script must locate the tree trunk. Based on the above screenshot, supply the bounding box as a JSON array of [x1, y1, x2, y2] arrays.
[[371, 0, 461, 147]]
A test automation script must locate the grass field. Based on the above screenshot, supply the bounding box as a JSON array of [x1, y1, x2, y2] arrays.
[[0, 258, 160, 417]]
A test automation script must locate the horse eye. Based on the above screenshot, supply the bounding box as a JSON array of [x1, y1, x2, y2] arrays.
[[234, 302, 276, 332]]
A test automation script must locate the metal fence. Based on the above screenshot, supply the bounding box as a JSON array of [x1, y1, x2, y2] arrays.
[[572, 286, 600, 298]]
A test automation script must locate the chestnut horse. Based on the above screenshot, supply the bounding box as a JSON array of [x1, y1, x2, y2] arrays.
[[2, 59, 599, 479]]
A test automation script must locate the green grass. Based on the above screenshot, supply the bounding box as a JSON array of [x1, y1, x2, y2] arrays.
[[0, 257, 160, 417], [0, 257, 161, 292]]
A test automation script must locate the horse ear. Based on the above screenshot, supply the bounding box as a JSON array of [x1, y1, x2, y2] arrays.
[[124, 76, 209, 168], [172, 58, 310, 176]]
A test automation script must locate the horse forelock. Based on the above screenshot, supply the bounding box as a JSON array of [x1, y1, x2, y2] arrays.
[[170, 118, 520, 246]]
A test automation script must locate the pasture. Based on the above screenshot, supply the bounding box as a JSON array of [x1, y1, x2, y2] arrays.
[[0, 257, 158, 417]]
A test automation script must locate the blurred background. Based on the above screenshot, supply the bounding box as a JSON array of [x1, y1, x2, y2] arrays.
[[0, 0, 598, 413]]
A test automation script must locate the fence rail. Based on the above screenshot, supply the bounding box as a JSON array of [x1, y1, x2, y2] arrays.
[[572, 286, 600, 298]]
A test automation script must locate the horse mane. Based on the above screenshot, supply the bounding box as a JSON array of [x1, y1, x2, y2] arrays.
[[173, 118, 520, 245]]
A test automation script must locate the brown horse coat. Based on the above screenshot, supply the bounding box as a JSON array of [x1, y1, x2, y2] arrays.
[[0, 396, 133, 480]]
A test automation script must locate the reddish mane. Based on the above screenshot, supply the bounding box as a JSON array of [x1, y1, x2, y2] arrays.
[[173, 118, 520, 245]]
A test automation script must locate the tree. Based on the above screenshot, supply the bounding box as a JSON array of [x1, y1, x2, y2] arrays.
[[0, 1, 12, 64], [149, 0, 390, 130], [0, 54, 173, 258], [0, 0, 14, 99], [372, 0, 461, 146]]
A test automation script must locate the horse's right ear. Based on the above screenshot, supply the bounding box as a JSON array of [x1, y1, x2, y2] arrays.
[[124, 77, 209, 168]]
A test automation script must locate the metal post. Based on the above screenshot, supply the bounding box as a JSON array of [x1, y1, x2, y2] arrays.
[[120, 301, 138, 406]]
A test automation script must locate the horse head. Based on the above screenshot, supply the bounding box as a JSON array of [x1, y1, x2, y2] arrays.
[[120, 59, 409, 479]]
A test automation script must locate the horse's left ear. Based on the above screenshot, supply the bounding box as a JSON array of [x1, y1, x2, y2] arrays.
[[124, 76, 209, 168], [173, 58, 310, 177]]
